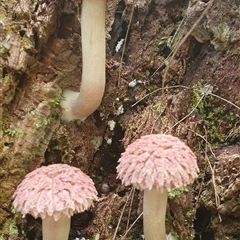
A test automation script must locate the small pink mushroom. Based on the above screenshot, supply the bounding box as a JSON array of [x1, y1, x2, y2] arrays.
[[117, 134, 199, 240], [13, 164, 98, 240]]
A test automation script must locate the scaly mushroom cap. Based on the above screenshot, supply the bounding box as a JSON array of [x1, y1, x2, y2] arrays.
[[117, 134, 199, 192], [13, 164, 98, 221]]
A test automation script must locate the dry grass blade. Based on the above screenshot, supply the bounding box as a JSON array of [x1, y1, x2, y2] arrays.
[[112, 187, 135, 240], [203, 127, 222, 222], [161, 0, 216, 93]]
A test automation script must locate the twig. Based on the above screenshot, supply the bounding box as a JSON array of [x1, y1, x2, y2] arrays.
[[203, 126, 222, 222], [121, 212, 143, 239], [112, 187, 135, 240], [125, 187, 135, 233], [164, 94, 204, 134], [161, 0, 215, 92]]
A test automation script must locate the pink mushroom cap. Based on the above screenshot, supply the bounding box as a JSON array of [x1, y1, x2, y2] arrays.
[[117, 134, 199, 192], [13, 164, 98, 221]]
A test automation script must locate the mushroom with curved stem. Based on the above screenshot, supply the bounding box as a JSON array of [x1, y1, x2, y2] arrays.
[[116, 134, 199, 240], [60, 0, 106, 122], [13, 164, 98, 240]]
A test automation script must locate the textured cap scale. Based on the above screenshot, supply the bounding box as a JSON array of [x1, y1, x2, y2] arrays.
[[13, 164, 98, 221], [117, 134, 199, 192]]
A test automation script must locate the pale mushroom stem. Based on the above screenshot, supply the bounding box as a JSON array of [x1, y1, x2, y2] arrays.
[[61, 0, 106, 121], [42, 215, 70, 240], [143, 189, 168, 240]]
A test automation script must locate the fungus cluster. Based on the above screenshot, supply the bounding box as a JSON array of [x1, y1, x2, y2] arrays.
[[117, 134, 199, 240], [13, 164, 97, 240], [60, 0, 106, 122]]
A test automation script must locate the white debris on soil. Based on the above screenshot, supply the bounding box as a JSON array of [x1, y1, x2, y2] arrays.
[[107, 120, 116, 131], [115, 105, 124, 116]]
